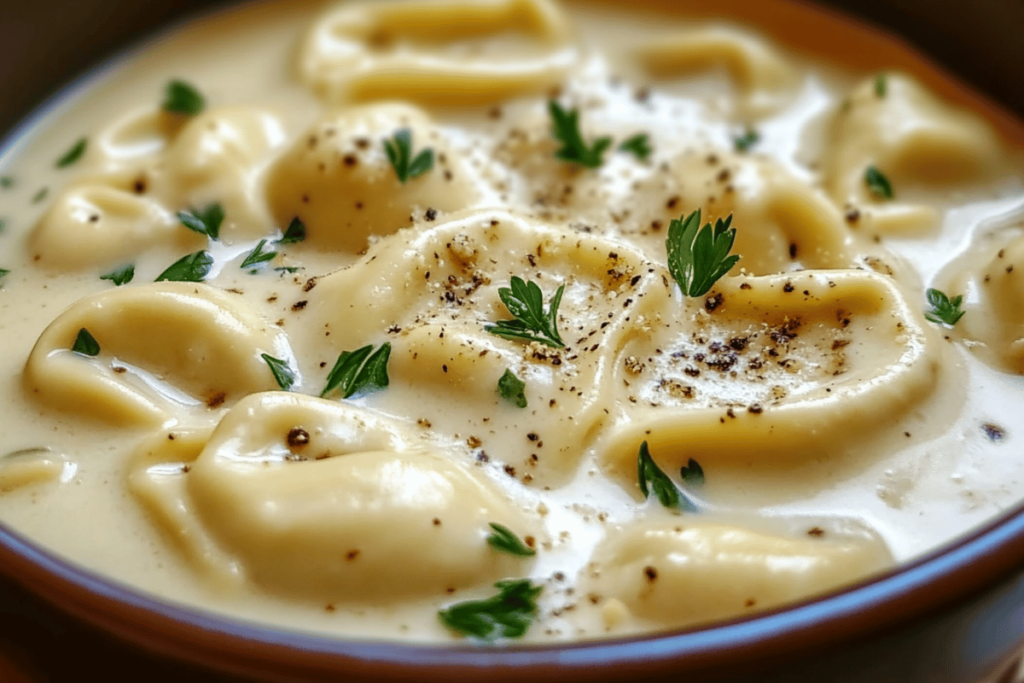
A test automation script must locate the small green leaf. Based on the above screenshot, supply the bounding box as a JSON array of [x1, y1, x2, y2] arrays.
[[618, 133, 652, 161], [874, 73, 887, 98], [261, 353, 295, 391], [679, 458, 705, 488], [486, 523, 536, 557], [155, 250, 213, 283], [163, 80, 205, 116], [496, 369, 527, 408], [274, 266, 300, 275], [32, 187, 48, 204], [666, 209, 740, 297], [321, 343, 391, 399], [485, 277, 565, 348], [100, 263, 135, 286], [178, 203, 224, 240], [438, 579, 542, 641], [72, 328, 100, 356], [924, 288, 965, 326], [637, 441, 697, 512], [55, 138, 87, 168], [549, 100, 612, 169], [0, 268, 10, 284], [0, 176, 13, 188], [733, 129, 760, 152], [240, 239, 277, 270], [384, 129, 434, 184], [277, 217, 306, 244], [865, 166, 894, 200]]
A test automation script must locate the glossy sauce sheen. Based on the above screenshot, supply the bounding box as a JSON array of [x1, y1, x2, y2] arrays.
[[0, 0, 1023, 643]]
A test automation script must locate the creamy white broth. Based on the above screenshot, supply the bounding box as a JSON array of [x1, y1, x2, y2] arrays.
[[1, 0, 1023, 643]]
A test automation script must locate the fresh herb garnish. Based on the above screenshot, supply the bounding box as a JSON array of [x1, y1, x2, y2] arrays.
[[100, 263, 135, 286], [874, 73, 887, 98], [0, 268, 9, 283], [384, 129, 433, 184], [679, 458, 705, 487], [637, 441, 697, 512], [155, 250, 213, 282], [485, 277, 565, 348], [733, 129, 760, 152], [865, 166, 894, 200], [277, 217, 306, 244], [72, 328, 100, 357], [274, 266, 300, 275], [0, 176, 12, 188], [548, 100, 612, 169], [178, 203, 224, 240], [496, 369, 527, 408], [486, 523, 536, 557], [240, 239, 277, 270], [666, 209, 739, 297], [55, 138, 87, 168], [438, 579, 542, 641], [924, 288, 965, 326], [321, 343, 391, 399], [32, 187, 48, 204], [261, 353, 295, 391], [163, 80, 205, 116], [618, 133, 652, 161]]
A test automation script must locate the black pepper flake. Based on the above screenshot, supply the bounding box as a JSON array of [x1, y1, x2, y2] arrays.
[[982, 423, 1005, 442], [433, 517, 442, 526], [425, 208, 437, 221], [504, 464, 516, 477], [343, 154, 357, 167], [807, 527, 824, 537], [666, 195, 680, 209], [346, 550, 360, 560], [845, 208, 860, 224], [789, 243, 798, 259], [704, 293, 723, 312], [206, 392, 226, 409], [292, 300, 308, 311], [783, 282, 795, 293], [643, 566, 658, 582], [747, 404, 763, 414], [287, 427, 310, 448]]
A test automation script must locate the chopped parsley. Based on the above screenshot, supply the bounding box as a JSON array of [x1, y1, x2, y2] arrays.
[[100, 263, 135, 286], [384, 129, 433, 184], [155, 250, 213, 283], [438, 579, 542, 641], [486, 523, 536, 557], [32, 187, 48, 204], [679, 458, 705, 487], [874, 73, 887, 98], [55, 138, 87, 168], [72, 328, 100, 357], [240, 239, 277, 270], [178, 203, 224, 240], [277, 217, 306, 244], [924, 288, 965, 326], [865, 166, 894, 200], [666, 209, 740, 297], [261, 354, 295, 391], [0, 176, 12, 188], [618, 133, 652, 161], [637, 441, 697, 512], [163, 80, 205, 117], [733, 129, 760, 152], [0, 268, 9, 284], [548, 100, 612, 169], [496, 369, 527, 408], [274, 266, 300, 275], [485, 276, 565, 348], [321, 342, 391, 399]]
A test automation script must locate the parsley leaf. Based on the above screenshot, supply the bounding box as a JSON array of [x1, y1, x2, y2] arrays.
[[0, 176, 13, 188], [638, 441, 697, 512], [486, 523, 536, 557], [56, 138, 87, 168], [497, 368, 527, 408], [485, 277, 565, 348], [155, 250, 213, 283], [549, 100, 612, 169], [178, 203, 224, 240], [72, 328, 100, 357], [32, 187, 48, 204], [438, 579, 542, 641], [163, 80, 205, 116], [925, 288, 965, 326], [384, 129, 433, 184], [100, 263, 135, 286], [865, 166, 894, 200], [666, 209, 740, 297], [261, 353, 295, 391], [618, 133, 652, 161], [240, 239, 277, 270], [874, 73, 887, 98], [0, 268, 10, 284], [321, 343, 391, 399], [277, 217, 306, 244], [733, 129, 760, 152], [274, 266, 300, 275], [679, 458, 705, 487]]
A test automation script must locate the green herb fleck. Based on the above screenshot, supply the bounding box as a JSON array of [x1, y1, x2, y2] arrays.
[[277, 217, 306, 244], [261, 354, 295, 391], [666, 209, 739, 297], [32, 187, 48, 204], [496, 369, 527, 408], [384, 129, 433, 184], [0, 176, 13, 188], [925, 288, 965, 326], [618, 133, 652, 161], [679, 458, 705, 488], [486, 523, 536, 557], [72, 328, 100, 357], [55, 138, 87, 168], [638, 441, 697, 512], [548, 100, 612, 169], [321, 343, 391, 399], [240, 239, 277, 270], [865, 166, 894, 200], [438, 579, 542, 641], [155, 250, 213, 283], [163, 80, 205, 116], [874, 73, 887, 98], [274, 266, 300, 275], [733, 129, 760, 152], [178, 203, 224, 240], [485, 276, 565, 348], [100, 263, 135, 286], [0, 268, 9, 283]]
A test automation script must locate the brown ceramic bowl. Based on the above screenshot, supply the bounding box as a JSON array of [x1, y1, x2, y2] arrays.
[[2, 1, 1024, 682]]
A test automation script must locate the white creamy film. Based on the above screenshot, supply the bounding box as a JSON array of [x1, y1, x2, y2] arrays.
[[1, 0, 1023, 643]]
